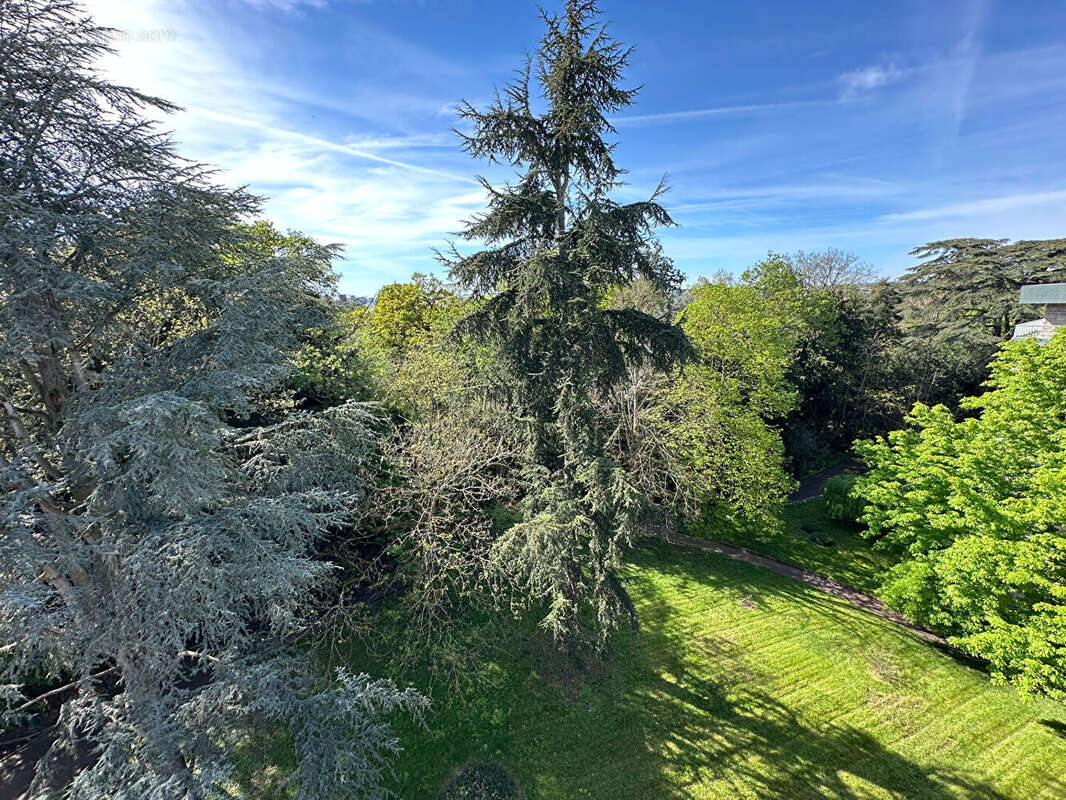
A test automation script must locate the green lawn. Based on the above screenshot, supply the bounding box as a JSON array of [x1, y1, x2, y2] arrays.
[[368, 541, 1066, 799], [699, 498, 897, 594]]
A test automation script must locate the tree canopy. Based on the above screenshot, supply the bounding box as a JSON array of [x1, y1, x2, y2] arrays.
[[899, 238, 1066, 346], [441, 0, 691, 648], [854, 333, 1066, 700], [644, 259, 800, 524], [0, 3, 424, 796], [786, 248, 877, 292], [6, 0, 1066, 795]]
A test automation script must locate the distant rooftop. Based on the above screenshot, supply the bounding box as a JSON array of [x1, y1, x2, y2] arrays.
[[337, 293, 373, 307], [1019, 283, 1066, 305], [1012, 318, 1056, 342]]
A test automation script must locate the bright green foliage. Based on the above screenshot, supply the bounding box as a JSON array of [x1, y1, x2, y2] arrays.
[[742, 243, 1066, 473], [237, 223, 382, 410], [685, 266, 801, 419], [293, 273, 471, 417], [854, 332, 1066, 699], [441, 1, 691, 648], [647, 263, 800, 524], [366, 273, 460, 354], [380, 299, 474, 421], [360, 274, 470, 419], [823, 473, 865, 524]]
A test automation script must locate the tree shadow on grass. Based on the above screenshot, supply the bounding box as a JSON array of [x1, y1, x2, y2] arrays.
[[634, 539, 986, 676], [568, 542, 1018, 800], [1040, 719, 1066, 737], [622, 673, 1010, 800], [260, 536, 1056, 800]]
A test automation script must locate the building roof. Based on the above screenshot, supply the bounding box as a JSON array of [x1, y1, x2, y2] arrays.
[[1019, 283, 1066, 304], [1012, 317, 1057, 342]]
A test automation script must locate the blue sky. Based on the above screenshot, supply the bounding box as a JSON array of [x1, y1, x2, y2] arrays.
[[86, 0, 1066, 295]]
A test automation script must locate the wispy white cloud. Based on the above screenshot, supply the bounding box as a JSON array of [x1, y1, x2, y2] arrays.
[[837, 63, 905, 98], [878, 189, 1066, 223], [660, 192, 1066, 284], [204, 130, 487, 290], [614, 99, 828, 127], [945, 0, 989, 136], [671, 178, 902, 214], [185, 106, 476, 184], [240, 0, 330, 9], [342, 133, 455, 150], [79, 0, 485, 294]]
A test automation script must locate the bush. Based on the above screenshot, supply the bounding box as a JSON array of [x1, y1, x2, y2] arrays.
[[823, 473, 866, 524], [440, 762, 519, 800]]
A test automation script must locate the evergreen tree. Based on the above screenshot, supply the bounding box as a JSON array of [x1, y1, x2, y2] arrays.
[[900, 237, 1066, 346], [441, 0, 691, 649], [0, 3, 424, 797]]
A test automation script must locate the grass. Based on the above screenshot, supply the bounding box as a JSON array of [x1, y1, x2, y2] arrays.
[[309, 541, 1066, 800], [233, 505, 1066, 800], [699, 498, 896, 594]]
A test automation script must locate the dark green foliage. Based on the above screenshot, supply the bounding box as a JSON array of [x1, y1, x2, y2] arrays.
[[440, 762, 519, 800], [900, 238, 1066, 347], [291, 304, 382, 410], [783, 280, 907, 471], [885, 237, 1066, 419], [777, 239, 1066, 473], [441, 0, 691, 648], [823, 474, 865, 525], [780, 256, 1042, 474]]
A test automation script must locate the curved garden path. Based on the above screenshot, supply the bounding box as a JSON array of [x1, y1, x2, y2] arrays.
[[667, 458, 956, 651], [664, 531, 950, 648], [786, 458, 865, 503]]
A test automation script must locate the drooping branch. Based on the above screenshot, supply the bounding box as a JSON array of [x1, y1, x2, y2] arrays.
[[7, 666, 118, 715]]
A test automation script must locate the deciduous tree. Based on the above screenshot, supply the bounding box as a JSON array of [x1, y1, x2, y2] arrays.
[[786, 248, 877, 292], [854, 334, 1066, 700]]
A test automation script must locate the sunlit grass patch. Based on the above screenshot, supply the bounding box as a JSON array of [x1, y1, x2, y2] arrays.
[[380, 542, 1066, 799], [698, 498, 896, 593]]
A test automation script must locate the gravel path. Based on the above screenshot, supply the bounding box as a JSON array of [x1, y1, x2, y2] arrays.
[[787, 458, 865, 503]]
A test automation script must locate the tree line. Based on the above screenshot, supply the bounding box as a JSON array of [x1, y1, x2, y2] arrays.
[[2, 0, 1064, 797]]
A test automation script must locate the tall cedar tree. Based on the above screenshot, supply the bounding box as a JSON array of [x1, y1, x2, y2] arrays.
[[900, 238, 1066, 346], [0, 3, 425, 797], [441, 0, 691, 649]]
